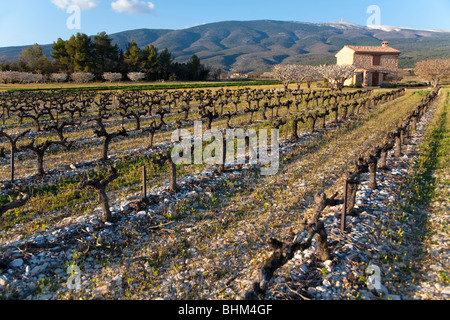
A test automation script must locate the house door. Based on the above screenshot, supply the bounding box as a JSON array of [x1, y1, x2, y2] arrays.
[[372, 72, 379, 86]]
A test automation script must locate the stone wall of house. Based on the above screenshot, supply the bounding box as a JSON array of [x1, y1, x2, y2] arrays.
[[353, 54, 372, 69], [380, 55, 399, 73], [353, 53, 399, 73]]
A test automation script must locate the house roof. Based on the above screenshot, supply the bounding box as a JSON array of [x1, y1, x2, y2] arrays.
[[342, 45, 401, 55]]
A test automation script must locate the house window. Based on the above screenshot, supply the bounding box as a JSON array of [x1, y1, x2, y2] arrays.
[[373, 55, 381, 66]]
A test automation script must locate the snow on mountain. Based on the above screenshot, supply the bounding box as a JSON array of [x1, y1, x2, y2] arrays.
[[366, 24, 450, 33]]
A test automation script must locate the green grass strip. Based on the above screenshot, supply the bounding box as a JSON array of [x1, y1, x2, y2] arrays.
[[5, 80, 282, 93], [406, 90, 449, 207]]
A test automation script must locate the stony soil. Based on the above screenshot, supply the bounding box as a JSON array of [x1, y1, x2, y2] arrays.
[[264, 99, 450, 300]]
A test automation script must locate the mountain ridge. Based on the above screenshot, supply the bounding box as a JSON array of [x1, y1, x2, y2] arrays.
[[2, 19, 450, 72]]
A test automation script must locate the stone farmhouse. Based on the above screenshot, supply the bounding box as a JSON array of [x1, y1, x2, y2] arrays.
[[335, 41, 401, 86]]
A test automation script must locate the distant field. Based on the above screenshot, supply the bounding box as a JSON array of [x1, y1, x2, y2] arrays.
[[0, 80, 283, 93]]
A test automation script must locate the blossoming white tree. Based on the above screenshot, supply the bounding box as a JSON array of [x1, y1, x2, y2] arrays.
[[127, 72, 146, 82], [103, 72, 122, 82], [271, 64, 296, 91], [318, 64, 356, 90], [0, 71, 44, 84], [50, 73, 68, 83], [71, 72, 95, 83], [272, 64, 322, 91], [291, 64, 307, 90], [292, 65, 321, 89], [414, 59, 450, 88]]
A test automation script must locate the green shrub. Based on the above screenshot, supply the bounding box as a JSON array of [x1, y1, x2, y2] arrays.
[[380, 83, 398, 88]]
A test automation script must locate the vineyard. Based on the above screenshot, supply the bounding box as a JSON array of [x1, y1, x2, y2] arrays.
[[0, 84, 445, 300]]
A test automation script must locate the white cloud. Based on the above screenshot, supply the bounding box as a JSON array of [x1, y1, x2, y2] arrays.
[[51, 0, 99, 11], [111, 0, 155, 14]]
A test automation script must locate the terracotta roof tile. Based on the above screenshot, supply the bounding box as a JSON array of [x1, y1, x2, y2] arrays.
[[345, 45, 401, 54]]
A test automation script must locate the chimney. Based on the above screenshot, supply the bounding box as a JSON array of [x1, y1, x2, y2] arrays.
[[382, 41, 389, 47]]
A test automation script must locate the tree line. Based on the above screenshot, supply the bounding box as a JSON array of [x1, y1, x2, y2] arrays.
[[0, 32, 209, 82]]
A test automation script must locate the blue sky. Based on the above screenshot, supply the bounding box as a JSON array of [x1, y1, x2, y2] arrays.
[[0, 0, 449, 47]]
